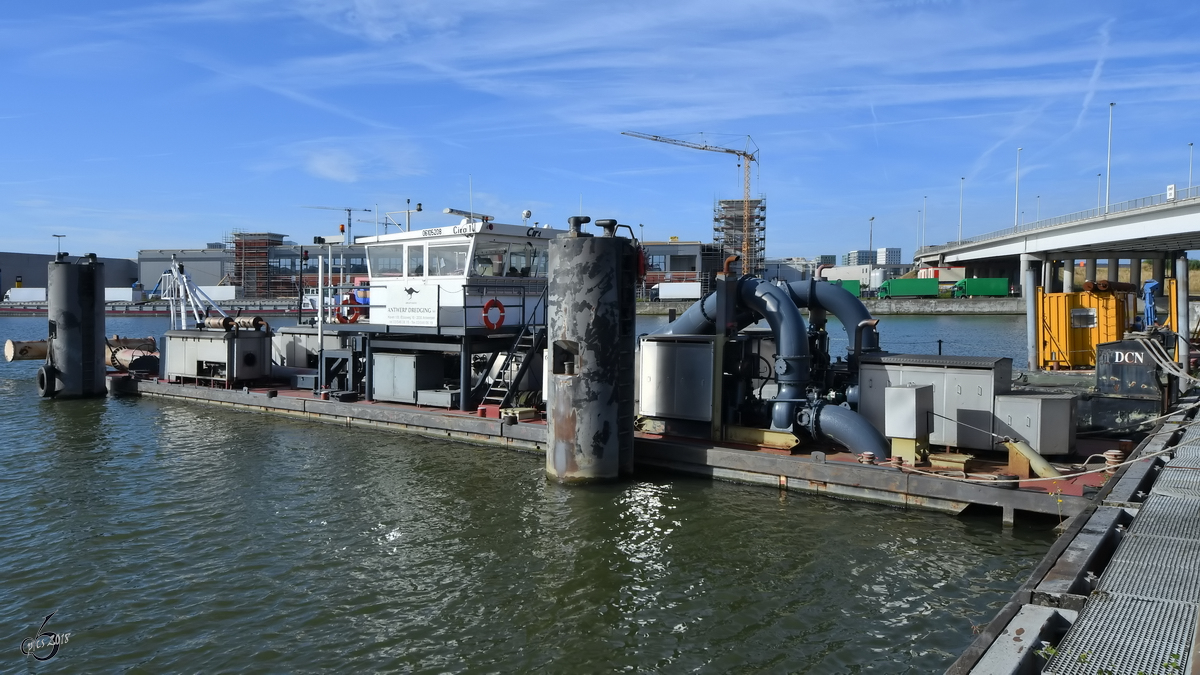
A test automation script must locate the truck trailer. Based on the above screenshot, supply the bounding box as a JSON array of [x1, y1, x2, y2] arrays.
[[952, 278, 1010, 298], [876, 278, 939, 299]]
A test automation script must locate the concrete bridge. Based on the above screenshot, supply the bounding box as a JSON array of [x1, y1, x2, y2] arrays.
[[914, 186, 1200, 296], [916, 185, 1200, 371]]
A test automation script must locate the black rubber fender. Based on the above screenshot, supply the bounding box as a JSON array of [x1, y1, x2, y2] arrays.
[[35, 364, 57, 398]]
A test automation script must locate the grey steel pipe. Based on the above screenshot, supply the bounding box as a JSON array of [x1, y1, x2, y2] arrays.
[[736, 278, 810, 430], [1177, 253, 1191, 396], [853, 319, 880, 371], [654, 292, 719, 336], [787, 279, 880, 353], [1023, 254, 1038, 371], [656, 277, 882, 359], [814, 403, 891, 459]]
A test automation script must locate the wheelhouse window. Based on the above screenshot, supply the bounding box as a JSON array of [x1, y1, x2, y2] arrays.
[[367, 244, 405, 277], [473, 243, 510, 276], [428, 244, 469, 276], [505, 245, 539, 278], [407, 245, 425, 276]]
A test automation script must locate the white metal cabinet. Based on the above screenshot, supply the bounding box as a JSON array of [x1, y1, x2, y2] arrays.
[[858, 354, 1012, 451], [639, 336, 714, 422], [994, 393, 1076, 455], [372, 353, 443, 403]]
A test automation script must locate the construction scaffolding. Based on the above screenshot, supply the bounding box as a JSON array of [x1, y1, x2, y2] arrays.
[[713, 198, 766, 276], [226, 231, 288, 299]]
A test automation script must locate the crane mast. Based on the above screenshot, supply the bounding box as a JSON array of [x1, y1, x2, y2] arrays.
[[622, 131, 760, 274]]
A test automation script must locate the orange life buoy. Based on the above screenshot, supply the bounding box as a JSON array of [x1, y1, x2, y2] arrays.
[[335, 295, 362, 324], [636, 247, 647, 280], [482, 298, 506, 329]]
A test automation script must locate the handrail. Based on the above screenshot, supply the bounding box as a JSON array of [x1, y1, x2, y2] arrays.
[[918, 185, 1200, 257], [481, 286, 549, 407]]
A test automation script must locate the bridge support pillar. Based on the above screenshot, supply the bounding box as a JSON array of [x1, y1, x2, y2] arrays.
[[1085, 258, 1097, 283], [1153, 258, 1166, 296], [1129, 257, 1142, 291], [1108, 257, 1121, 282], [1063, 258, 1076, 292], [1023, 254, 1039, 371], [1177, 254, 1191, 396], [1041, 258, 1054, 291]]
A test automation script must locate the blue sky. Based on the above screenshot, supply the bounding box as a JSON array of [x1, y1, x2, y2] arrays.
[[3, 0, 1199, 261]]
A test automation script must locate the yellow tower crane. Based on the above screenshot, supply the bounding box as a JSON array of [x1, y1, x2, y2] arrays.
[[622, 131, 760, 273]]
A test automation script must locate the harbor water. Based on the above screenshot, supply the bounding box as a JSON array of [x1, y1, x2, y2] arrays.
[[1, 315, 1048, 672]]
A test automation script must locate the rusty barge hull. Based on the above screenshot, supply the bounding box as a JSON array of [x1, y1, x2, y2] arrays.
[[132, 379, 1089, 519]]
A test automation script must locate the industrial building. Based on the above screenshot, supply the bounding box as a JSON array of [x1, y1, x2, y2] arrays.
[[639, 239, 725, 299], [843, 250, 876, 266], [0, 252, 138, 300], [139, 232, 367, 299], [876, 247, 902, 265]]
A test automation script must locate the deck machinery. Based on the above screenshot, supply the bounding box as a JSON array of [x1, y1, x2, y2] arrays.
[[639, 263, 896, 456]]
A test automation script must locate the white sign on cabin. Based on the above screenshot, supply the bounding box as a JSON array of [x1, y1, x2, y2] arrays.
[[384, 280, 439, 327]]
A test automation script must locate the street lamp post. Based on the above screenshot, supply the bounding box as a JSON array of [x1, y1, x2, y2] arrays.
[[958, 177, 964, 241], [1106, 102, 1115, 213], [1190, 142, 1194, 190], [52, 234, 65, 255], [1036, 195, 1040, 223], [868, 216, 874, 252], [1014, 147, 1022, 228], [922, 196, 927, 248], [1097, 173, 1102, 211], [384, 200, 423, 233], [915, 210, 921, 256]]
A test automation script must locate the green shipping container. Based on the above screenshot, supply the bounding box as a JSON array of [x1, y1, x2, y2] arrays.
[[877, 278, 939, 298], [953, 278, 1010, 297]]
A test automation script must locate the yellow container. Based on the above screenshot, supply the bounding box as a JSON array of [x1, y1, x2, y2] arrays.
[[1037, 287, 1137, 369]]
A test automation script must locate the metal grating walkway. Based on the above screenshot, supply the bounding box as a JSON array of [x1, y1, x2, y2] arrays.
[[1045, 434, 1200, 674], [1046, 595, 1194, 675], [1172, 423, 1200, 458]]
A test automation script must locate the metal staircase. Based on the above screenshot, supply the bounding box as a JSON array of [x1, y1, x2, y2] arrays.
[[480, 326, 545, 409], [478, 288, 549, 410]]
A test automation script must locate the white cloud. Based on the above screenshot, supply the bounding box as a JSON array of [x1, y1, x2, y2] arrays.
[[305, 148, 359, 182]]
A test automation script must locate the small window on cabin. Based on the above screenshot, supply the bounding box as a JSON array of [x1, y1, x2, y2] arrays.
[[367, 244, 405, 277], [473, 243, 510, 277], [428, 244, 469, 276], [407, 245, 425, 277]]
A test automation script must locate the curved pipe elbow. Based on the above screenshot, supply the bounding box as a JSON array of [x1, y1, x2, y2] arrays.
[[654, 292, 717, 335], [738, 279, 810, 428], [788, 279, 880, 352], [815, 404, 891, 458]]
